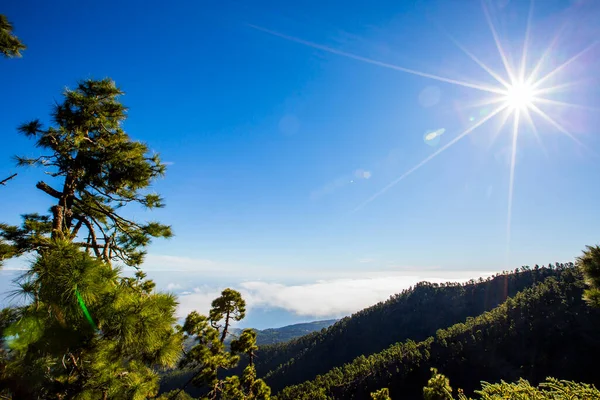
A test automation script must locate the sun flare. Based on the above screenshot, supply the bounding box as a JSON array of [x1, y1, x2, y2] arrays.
[[503, 81, 535, 110], [250, 0, 595, 262]]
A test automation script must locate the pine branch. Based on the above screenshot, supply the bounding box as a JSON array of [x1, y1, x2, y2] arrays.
[[75, 217, 101, 258], [0, 173, 17, 186], [36, 181, 63, 199]]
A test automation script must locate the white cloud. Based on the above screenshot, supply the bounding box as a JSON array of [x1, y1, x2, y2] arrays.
[[175, 271, 493, 319], [166, 282, 182, 290], [176, 286, 224, 318]]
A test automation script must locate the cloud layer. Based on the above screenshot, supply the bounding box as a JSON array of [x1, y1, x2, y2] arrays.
[[175, 272, 490, 319]]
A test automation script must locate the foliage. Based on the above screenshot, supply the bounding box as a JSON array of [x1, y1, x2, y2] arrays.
[[0, 79, 181, 399], [577, 244, 600, 307], [424, 368, 453, 400], [174, 289, 271, 399], [159, 321, 337, 396], [275, 265, 600, 399], [210, 289, 246, 343], [370, 388, 391, 400], [255, 266, 562, 392], [0, 14, 26, 58], [1, 243, 182, 399], [0, 79, 171, 267], [465, 378, 600, 400]]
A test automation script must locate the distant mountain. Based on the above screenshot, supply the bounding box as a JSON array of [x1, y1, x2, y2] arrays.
[[181, 319, 337, 351], [276, 265, 600, 399], [254, 265, 564, 392], [251, 319, 338, 346]]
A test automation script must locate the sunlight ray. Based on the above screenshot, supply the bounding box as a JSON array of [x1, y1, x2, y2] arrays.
[[526, 23, 568, 85], [485, 107, 513, 152], [482, 0, 516, 82], [532, 41, 599, 89], [521, 107, 548, 159], [532, 79, 589, 96], [453, 96, 506, 116], [506, 109, 521, 257], [528, 103, 591, 152], [532, 97, 600, 112], [446, 34, 510, 88], [519, 0, 535, 81], [353, 104, 508, 212], [248, 24, 506, 95]]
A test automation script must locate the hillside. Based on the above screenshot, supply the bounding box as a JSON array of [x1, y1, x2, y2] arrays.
[[254, 265, 563, 391], [160, 319, 336, 394], [252, 319, 338, 346], [181, 319, 337, 350], [275, 265, 600, 399]]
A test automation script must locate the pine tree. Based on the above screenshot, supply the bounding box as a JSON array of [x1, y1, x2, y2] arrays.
[[210, 288, 246, 343], [577, 244, 600, 307], [175, 290, 271, 399], [225, 329, 271, 399], [0, 80, 181, 399], [0, 14, 26, 58], [1, 243, 183, 398], [1, 78, 171, 267]]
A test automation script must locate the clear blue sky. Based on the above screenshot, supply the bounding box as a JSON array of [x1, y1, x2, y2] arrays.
[[2, 0, 600, 327]]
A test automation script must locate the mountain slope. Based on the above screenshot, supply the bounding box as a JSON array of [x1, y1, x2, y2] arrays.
[[252, 319, 337, 346], [256, 265, 563, 391], [160, 319, 336, 395], [275, 266, 600, 399]]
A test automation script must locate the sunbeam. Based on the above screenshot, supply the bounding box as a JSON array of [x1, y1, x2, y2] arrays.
[[247, 24, 506, 95], [532, 97, 600, 112], [506, 109, 521, 257], [525, 23, 568, 85], [353, 104, 508, 212], [528, 103, 587, 149], [485, 107, 514, 152], [521, 107, 548, 159], [446, 34, 510, 88], [249, 0, 594, 261], [532, 41, 599, 90], [519, 0, 535, 82], [482, 0, 516, 82]]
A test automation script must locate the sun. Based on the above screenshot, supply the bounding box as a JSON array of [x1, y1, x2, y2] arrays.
[[503, 81, 535, 110]]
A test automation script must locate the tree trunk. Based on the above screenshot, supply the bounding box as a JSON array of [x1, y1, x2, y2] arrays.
[[220, 310, 230, 343]]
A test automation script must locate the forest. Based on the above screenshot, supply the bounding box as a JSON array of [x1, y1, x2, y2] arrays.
[[2, 13, 600, 399]]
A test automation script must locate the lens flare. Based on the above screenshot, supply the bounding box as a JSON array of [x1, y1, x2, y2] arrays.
[[75, 286, 98, 331]]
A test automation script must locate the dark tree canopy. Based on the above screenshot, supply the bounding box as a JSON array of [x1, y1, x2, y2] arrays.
[[1, 79, 172, 267], [0, 14, 26, 58]]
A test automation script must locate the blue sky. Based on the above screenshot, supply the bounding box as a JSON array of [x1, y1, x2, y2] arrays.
[[2, 0, 600, 328]]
